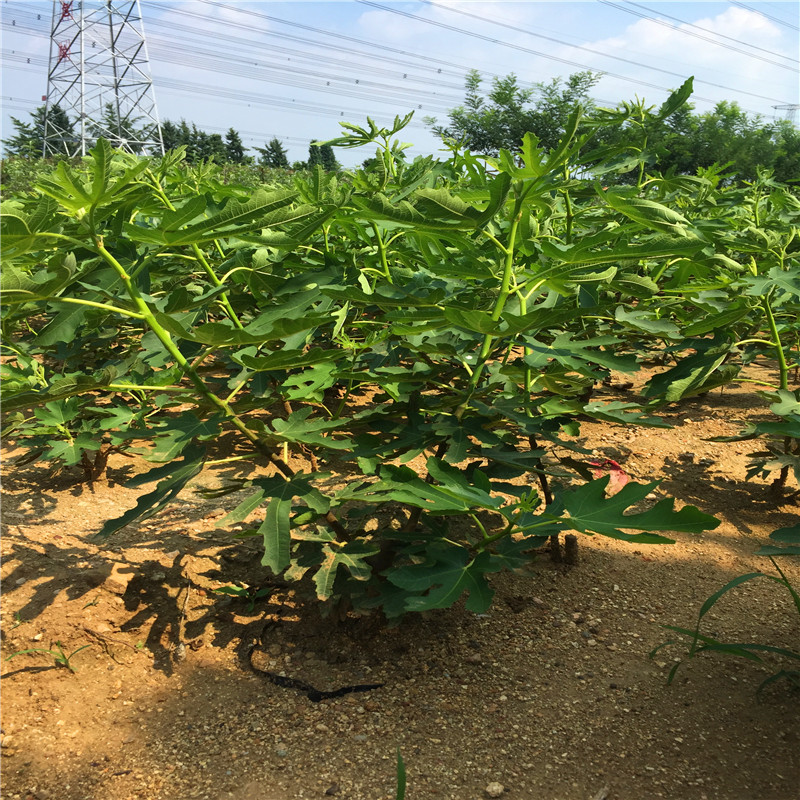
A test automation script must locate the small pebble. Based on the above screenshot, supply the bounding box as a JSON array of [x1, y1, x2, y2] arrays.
[[485, 781, 505, 798]]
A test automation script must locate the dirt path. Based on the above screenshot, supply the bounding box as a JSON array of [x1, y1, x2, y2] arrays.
[[2, 370, 799, 800]]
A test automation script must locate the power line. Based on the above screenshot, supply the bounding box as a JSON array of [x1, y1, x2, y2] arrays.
[[598, 1, 797, 71], [359, 0, 792, 106], [4, 1, 788, 117], [1, 56, 442, 133], [420, 0, 797, 104], [621, 0, 797, 63], [731, 1, 800, 31]]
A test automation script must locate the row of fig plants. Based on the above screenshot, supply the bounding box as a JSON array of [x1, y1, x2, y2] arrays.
[[2, 82, 798, 619]]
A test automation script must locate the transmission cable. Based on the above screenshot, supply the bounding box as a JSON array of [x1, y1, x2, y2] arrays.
[[357, 0, 791, 106], [420, 0, 798, 100], [598, 1, 797, 70], [730, 1, 799, 31], [621, 0, 797, 62]]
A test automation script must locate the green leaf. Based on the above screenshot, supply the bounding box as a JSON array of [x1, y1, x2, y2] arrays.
[[153, 311, 330, 346], [1, 255, 78, 301], [557, 477, 719, 541], [657, 77, 694, 120], [643, 337, 738, 401], [756, 524, 800, 556], [269, 408, 352, 451], [161, 195, 208, 232], [581, 400, 670, 428], [95, 443, 206, 539], [412, 187, 482, 227], [281, 362, 338, 403], [388, 544, 501, 613], [769, 391, 800, 418], [260, 496, 292, 574], [356, 464, 485, 514], [614, 307, 681, 339], [539, 234, 701, 266], [522, 332, 638, 373], [46, 435, 101, 466], [235, 347, 342, 372], [219, 473, 331, 528], [681, 306, 750, 337], [1, 368, 121, 412], [165, 188, 300, 244], [117, 412, 221, 458], [313, 541, 381, 601], [602, 191, 694, 237]]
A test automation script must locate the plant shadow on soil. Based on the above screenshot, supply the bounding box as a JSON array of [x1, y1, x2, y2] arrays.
[[2, 537, 799, 800], [4, 371, 800, 799]]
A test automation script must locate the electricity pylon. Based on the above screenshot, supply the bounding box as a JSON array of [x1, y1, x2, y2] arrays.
[[773, 104, 799, 127], [43, 0, 164, 156]]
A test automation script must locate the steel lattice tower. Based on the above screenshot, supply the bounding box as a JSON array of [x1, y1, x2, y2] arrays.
[[43, 0, 163, 157], [773, 104, 800, 127]]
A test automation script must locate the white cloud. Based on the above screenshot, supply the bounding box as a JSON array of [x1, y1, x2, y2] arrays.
[[582, 6, 796, 115]]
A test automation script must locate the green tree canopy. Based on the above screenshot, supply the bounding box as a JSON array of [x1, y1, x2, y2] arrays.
[[2, 104, 75, 157], [255, 137, 290, 168], [225, 127, 246, 163], [428, 70, 599, 156], [308, 140, 340, 172], [431, 70, 800, 185], [88, 103, 152, 153]]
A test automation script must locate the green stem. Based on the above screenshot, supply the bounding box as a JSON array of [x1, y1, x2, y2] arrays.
[[206, 452, 259, 467], [145, 169, 244, 329], [638, 133, 648, 189], [469, 512, 490, 542], [736, 338, 779, 348], [94, 242, 281, 464], [19, 296, 144, 318], [453, 215, 522, 423], [371, 222, 392, 284], [763, 295, 789, 391], [562, 177, 574, 245], [108, 383, 185, 392]]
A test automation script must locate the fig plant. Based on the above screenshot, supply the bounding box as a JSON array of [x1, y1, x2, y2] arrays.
[[8, 84, 792, 619]]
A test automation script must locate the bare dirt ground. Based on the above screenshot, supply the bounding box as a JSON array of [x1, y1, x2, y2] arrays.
[[2, 366, 799, 800]]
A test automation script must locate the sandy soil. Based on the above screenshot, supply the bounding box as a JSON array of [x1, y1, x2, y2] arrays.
[[2, 367, 799, 800]]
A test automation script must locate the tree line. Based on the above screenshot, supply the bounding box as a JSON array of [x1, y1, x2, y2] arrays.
[[2, 104, 339, 171], [3, 72, 798, 184], [429, 70, 799, 184]]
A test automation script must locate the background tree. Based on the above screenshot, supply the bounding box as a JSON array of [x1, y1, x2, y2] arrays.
[[198, 131, 228, 162], [427, 70, 599, 156], [2, 104, 75, 157], [255, 137, 290, 168], [225, 127, 246, 163], [160, 120, 182, 152], [431, 70, 800, 185], [88, 103, 150, 152], [308, 140, 340, 171]]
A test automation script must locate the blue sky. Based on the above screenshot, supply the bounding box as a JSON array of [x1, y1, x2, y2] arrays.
[[2, 1, 798, 165]]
